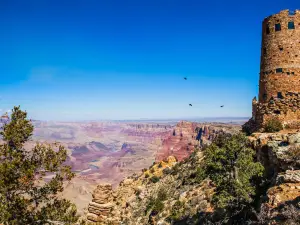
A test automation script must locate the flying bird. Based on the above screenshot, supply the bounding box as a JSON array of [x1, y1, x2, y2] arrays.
[[220, 105, 224, 108], [184, 77, 187, 80], [189, 104, 193, 107]]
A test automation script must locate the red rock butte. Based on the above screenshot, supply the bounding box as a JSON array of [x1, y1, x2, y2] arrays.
[[250, 9, 300, 130]]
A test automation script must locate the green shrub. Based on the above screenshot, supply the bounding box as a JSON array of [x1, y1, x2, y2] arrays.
[[169, 200, 185, 221], [264, 117, 283, 133], [145, 173, 150, 178], [157, 188, 167, 201], [152, 199, 164, 213], [195, 167, 206, 184], [145, 191, 165, 215], [150, 175, 160, 183]]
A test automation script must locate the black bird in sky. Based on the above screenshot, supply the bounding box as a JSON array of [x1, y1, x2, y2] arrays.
[[189, 104, 192, 107], [184, 77, 187, 80], [220, 105, 224, 108]]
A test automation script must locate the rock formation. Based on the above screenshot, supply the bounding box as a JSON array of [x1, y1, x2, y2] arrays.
[[249, 132, 300, 223], [155, 121, 240, 162], [86, 184, 117, 224], [86, 152, 216, 224]]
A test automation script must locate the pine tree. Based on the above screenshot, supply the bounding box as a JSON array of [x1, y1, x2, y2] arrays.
[[0, 106, 79, 224]]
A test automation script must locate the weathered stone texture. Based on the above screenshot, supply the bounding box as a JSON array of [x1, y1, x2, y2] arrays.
[[260, 9, 300, 102], [247, 9, 300, 132], [255, 91, 300, 127]]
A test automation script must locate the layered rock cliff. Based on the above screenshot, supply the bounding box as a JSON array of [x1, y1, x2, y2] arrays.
[[155, 121, 240, 162]]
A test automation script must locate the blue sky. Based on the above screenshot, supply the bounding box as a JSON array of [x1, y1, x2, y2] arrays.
[[0, 0, 298, 121]]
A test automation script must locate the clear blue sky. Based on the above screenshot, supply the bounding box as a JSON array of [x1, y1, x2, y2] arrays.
[[0, 0, 298, 120]]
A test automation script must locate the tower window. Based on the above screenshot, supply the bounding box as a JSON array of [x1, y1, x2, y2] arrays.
[[263, 48, 267, 55], [263, 94, 267, 101], [288, 21, 295, 29], [279, 47, 283, 51], [277, 92, 283, 99], [274, 110, 281, 115], [276, 68, 283, 73], [275, 23, 281, 31], [266, 25, 270, 34]]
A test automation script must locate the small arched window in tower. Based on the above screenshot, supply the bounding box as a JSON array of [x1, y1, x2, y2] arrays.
[[263, 93, 267, 101], [277, 92, 283, 99], [288, 21, 295, 29], [279, 47, 283, 51], [276, 68, 283, 73], [274, 110, 281, 115], [275, 23, 281, 32], [266, 25, 270, 34]]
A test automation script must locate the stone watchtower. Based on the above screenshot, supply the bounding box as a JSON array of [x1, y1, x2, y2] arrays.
[[246, 9, 300, 132]]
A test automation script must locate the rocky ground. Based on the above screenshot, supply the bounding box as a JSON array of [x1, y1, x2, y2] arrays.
[[85, 130, 300, 225], [249, 132, 300, 224]]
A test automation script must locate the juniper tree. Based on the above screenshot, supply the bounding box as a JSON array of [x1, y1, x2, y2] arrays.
[[0, 106, 79, 224], [203, 132, 264, 209]]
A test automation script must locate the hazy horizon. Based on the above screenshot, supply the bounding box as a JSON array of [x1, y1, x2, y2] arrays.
[[31, 116, 249, 123]]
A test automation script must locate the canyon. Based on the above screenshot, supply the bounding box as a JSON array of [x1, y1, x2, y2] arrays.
[[21, 119, 242, 215]]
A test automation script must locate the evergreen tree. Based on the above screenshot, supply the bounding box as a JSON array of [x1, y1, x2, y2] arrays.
[[0, 106, 79, 224], [203, 132, 264, 209]]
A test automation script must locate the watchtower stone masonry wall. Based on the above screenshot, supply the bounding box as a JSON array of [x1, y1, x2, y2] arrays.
[[260, 9, 300, 103], [245, 9, 300, 132]]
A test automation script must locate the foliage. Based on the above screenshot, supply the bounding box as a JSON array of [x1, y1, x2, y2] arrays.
[[150, 175, 160, 183], [169, 200, 185, 221], [150, 167, 155, 173], [158, 162, 163, 168], [202, 132, 264, 209], [171, 163, 180, 175], [0, 106, 78, 224], [162, 167, 171, 175], [145, 173, 150, 178], [145, 188, 167, 215], [194, 167, 206, 184], [157, 188, 167, 201], [264, 117, 283, 133]]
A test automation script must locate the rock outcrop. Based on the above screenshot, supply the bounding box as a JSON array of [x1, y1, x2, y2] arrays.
[[86, 155, 215, 224], [249, 132, 300, 224], [87, 184, 118, 224], [155, 121, 240, 162]]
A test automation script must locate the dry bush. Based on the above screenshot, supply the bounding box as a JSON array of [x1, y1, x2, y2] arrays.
[[264, 117, 283, 133]]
